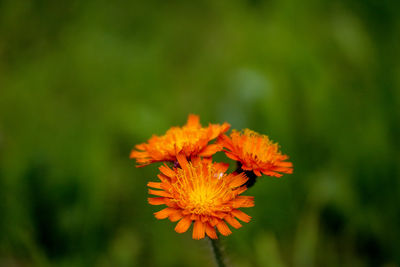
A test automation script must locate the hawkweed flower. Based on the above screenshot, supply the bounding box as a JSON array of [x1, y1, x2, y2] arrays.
[[130, 116, 293, 267], [218, 129, 293, 179], [130, 114, 230, 167], [148, 154, 254, 240]]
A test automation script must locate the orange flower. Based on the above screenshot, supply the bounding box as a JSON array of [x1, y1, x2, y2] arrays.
[[148, 154, 254, 239], [130, 114, 230, 167], [219, 129, 293, 177]]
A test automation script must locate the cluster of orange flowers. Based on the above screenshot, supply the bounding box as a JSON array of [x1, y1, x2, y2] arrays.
[[130, 115, 293, 240]]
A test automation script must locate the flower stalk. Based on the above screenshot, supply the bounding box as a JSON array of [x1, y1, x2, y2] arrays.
[[208, 236, 227, 267]]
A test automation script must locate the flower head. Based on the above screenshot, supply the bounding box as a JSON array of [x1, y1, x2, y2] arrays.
[[130, 114, 230, 167], [219, 129, 293, 177], [148, 154, 254, 239]]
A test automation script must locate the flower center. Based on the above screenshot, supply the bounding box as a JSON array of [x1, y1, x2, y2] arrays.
[[174, 163, 231, 215], [187, 186, 218, 214]]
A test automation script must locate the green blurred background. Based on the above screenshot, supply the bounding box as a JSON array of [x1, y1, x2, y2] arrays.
[[1, 0, 399, 266]]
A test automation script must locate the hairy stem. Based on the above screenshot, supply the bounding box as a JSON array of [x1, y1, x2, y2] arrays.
[[208, 236, 227, 267]]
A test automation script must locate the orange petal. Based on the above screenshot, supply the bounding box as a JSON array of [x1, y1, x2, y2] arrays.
[[253, 170, 262, 176], [135, 163, 150, 168], [225, 216, 242, 229], [216, 221, 232, 236], [241, 165, 252, 171], [220, 122, 231, 134], [199, 144, 222, 157], [160, 182, 172, 191], [274, 167, 293, 172], [129, 150, 137, 159], [262, 170, 282, 177], [130, 150, 146, 159], [148, 197, 166, 205], [159, 165, 176, 178], [169, 211, 183, 222], [218, 134, 232, 143], [192, 221, 206, 240], [148, 189, 172, 198], [229, 173, 248, 188], [205, 224, 218, 239], [280, 155, 289, 160], [135, 143, 146, 150], [234, 186, 248, 195], [218, 134, 233, 150], [175, 216, 192, 233], [176, 153, 190, 173], [210, 123, 230, 139], [147, 182, 162, 189], [186, 114, 200, 128], [232, 209, 252, 223], [154, 208, 177, 219], [225, 152, 240, 161], [278, 161, 293, 167], [232, 196, 255, 208], [210, 217, 219, 226]]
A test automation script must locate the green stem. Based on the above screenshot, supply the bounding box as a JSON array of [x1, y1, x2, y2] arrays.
[[208, 236, 227, 267]]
